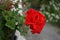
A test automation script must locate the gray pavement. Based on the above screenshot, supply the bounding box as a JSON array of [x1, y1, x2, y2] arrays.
[[25, 23, 60, 40]]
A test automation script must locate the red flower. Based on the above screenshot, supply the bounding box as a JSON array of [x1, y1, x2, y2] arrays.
[[25, 8, 46, 34]]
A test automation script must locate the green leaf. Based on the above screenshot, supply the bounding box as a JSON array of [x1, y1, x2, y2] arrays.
[[18, 25, 29, 36], [0, 29, 6, 40], [5, 19, 16, 30]]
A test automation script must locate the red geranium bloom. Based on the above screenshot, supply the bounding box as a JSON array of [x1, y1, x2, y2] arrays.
[[25, 8, 46, 34]]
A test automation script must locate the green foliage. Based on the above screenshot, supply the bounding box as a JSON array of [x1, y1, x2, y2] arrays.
[[40, 0, 60, 26], [0, 10, 7, 40], [0, 0, 29, 40], [0, 29, 6, 40], [19, 25, 29, 36], [0, 10, 29, 40], [2, 10, 29, 35], [2, 10, 17, 30]]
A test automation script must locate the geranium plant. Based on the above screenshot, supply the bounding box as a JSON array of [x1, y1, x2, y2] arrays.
[[0, 0, 29, 40], [0, 0, 46, 40]]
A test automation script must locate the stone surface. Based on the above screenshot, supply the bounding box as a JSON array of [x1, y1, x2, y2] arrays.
[[25, 23, 60, 40]]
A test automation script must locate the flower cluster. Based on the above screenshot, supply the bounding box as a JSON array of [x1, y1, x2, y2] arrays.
[[25, 8, 46, 34]]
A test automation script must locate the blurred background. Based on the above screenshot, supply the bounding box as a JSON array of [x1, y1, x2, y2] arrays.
[[0, 0, 60, 40]]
